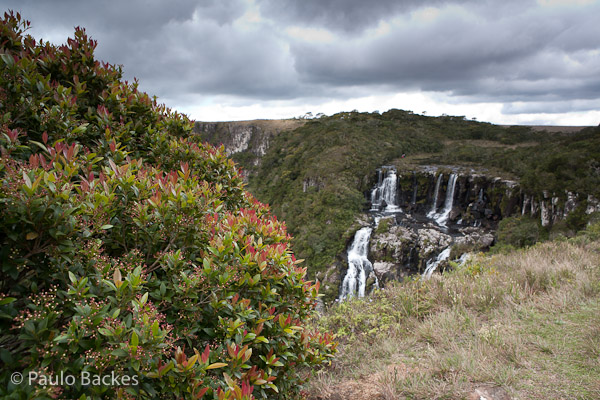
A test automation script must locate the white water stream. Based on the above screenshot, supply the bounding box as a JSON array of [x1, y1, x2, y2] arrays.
[[422, 247, 452, 279], [431, 173, 457, 226], [427, 173, 444, 218], [339, 227, 374, 300], [371, 168, 400, 212]]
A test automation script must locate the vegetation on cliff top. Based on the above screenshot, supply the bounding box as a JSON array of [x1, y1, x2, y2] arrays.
[[0, 12, 335, 399]]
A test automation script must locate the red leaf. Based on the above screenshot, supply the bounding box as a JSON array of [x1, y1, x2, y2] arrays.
[[195, 387, 208, 399], [201, 344, 210, 364]]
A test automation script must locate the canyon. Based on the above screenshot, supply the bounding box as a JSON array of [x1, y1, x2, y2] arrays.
[[194, 114, 599, 302]]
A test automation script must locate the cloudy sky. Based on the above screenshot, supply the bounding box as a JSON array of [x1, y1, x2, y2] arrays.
[[4, 0, 600, 125]]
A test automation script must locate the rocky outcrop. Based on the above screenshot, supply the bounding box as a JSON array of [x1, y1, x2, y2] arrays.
[[395, 168, 521, 227], [369, 220, 494, 283], [587, 195, 600, 214], [303, 176, 324, 193], [339, 164, 599, 297], [195, 122, 270, 166]]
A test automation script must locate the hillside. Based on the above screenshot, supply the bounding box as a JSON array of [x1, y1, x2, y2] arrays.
[[195, 112, 600, 301]]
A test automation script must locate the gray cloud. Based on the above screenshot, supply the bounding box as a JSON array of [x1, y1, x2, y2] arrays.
[[288, 1, 600, 112], [2, 0, 600, 120], [256, 0, 494, 33]]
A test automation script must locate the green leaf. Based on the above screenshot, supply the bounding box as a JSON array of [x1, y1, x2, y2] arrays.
[[158, 361, 174, 377], [22, 171, 32, 188], [152, 320, 159, 337], [101, 224, 114, 230], [130, 331, 139, 348], [68, 271, 77, 283], [53, 334, 69, 343], [0, 297, 16, 306], [205, 362, 228, 370], [98, 328, 112, 337], [29, 140, 48, 153], [72, 123, 89, 135], [0, 53, 14, 67], [111, 348, 128, 357]]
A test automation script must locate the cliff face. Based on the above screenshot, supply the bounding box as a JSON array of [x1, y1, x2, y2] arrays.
[[347, 168, 510, 292], [342, 166, 598, 295], [193, 120, 305, 176]]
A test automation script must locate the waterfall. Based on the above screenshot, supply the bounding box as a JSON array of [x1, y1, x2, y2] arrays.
[[432, 173, 457, 226], [371, 168, 400, 212], [422, 247, 451, 279], [340, 227, 373, 300], [427, 173, 443, 217], [457, 253, 471, 266]]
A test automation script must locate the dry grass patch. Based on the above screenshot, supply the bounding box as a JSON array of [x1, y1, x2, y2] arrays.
[[308, 236, 600, 400]]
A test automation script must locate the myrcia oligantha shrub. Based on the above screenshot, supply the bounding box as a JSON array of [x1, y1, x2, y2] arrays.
[[0, 12, 336, 399]]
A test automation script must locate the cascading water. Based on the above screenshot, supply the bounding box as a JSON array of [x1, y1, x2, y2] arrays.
[[339, 227, 374, 300], [432, 173, 457, 226], [422, 247, 451, 279], [341, 167, 402, 300], [336, 166, 506, 298], [371, 168, 400, 212], [427, 173, 443, 218]]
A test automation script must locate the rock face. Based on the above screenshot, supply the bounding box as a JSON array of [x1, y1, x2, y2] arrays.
[[395, 169, 521, 227], [395, 167, 592, 231], [341, 165, 594, 291], [368, 218, 494, 283], [194, 120, 305, 175]]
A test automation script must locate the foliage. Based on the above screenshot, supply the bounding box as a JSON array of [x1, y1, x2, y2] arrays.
[[0, 12, 335, 399], [496, 216, 542, 248]]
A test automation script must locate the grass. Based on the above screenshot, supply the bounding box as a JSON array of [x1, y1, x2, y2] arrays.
[[307, 228, 600, 399]]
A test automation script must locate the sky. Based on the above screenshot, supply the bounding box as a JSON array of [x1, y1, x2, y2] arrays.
[[3, 0, 600, 125]]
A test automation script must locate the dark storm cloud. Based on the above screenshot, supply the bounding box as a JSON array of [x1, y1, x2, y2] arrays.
[[2, 0, 600, 119], [256, 0, 490, 34], [3, 0, 298, 98], [288, 1, 600, 112]]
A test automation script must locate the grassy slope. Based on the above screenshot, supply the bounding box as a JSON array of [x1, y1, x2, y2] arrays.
[[308, 224, 600, 399]]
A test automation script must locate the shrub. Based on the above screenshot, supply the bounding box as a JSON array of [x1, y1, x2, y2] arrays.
[[496, 216, 541, 248], [0, 12, 335, 399]]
